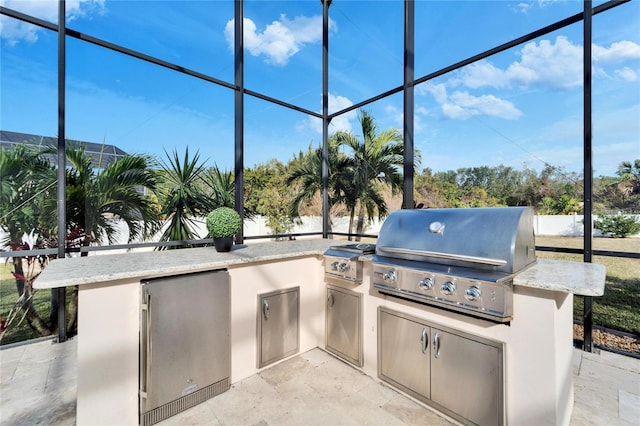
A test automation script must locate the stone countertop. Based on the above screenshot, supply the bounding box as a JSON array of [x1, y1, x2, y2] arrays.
[[513, 259, 606, 296], [34, 239, 341, 290], [34, 240, 606, 296]]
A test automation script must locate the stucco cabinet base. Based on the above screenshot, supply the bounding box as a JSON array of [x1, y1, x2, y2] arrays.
[[77, 256, 324, 425], [37, 242, 601, 425]]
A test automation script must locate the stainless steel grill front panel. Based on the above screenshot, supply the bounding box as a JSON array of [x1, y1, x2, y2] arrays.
[[373, 207, 535, 322], [373, 263, 513, 322]]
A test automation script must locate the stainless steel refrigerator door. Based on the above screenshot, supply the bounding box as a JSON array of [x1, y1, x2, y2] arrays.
[[140, 270, 230, 413], [257, 287, 299, 368]]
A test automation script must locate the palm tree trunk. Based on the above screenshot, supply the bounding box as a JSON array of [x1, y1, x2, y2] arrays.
[[355, 203, 366, 242], [66, 286, 79, 335], [64, 236, 92, 336], [348, 207, 356, 241]]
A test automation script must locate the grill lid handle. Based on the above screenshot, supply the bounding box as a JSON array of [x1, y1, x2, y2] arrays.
[[377, 246, 508, 267]]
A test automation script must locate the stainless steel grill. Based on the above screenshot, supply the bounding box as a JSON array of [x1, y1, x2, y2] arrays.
[[372, 207, 536, 322]]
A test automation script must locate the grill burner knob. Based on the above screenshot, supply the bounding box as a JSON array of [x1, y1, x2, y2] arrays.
[[337, 261, 350, 273], [331, 261, 340, 271], [465, 285, 481, 301], [383, 270, 397, 283], [419, 277, 433, 290], [440, 281, 456, 296]]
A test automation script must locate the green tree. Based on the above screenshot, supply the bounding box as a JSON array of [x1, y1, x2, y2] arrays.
[[156, 147, 215, 247], [52, 145, 161, 333], [246, 160, 296, 238], [334, 110, 405, 240], [286, 139, 353, 231], [0, 145, 53, 339], [203, 164, 235, 209], [617, 159, 640, 194]]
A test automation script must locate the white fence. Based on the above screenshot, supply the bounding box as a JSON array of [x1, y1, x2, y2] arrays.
[[2, 214, 638, 255], [534, 214, 640, 237]]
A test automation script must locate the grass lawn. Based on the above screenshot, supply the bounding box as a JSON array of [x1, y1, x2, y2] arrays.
[[0, 262, 55, 345], [536, 236, 639, 334]]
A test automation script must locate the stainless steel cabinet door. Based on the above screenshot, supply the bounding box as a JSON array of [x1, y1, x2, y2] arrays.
[[257, 287, 300, 368], [430, 328, 504, 426], [326, 286, 362, 367], [378, 308, 431, 400]]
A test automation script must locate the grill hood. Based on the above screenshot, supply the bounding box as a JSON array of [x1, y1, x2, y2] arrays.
[[375, 207, 536, 275]]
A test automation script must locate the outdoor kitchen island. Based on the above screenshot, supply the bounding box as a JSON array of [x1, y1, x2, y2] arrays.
[[34, 239, 605, 426]]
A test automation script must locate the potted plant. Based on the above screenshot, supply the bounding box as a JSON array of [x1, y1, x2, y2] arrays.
[[206, 207, 242, 252]]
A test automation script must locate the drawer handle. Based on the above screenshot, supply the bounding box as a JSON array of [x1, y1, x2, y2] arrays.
[[327, 293, 335, 308], [263, 300, 270, 320]]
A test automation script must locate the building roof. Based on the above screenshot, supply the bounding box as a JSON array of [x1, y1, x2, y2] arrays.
[[0, 130, 128, 168]]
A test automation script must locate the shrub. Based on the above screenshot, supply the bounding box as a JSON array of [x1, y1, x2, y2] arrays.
[[206, 207, 241, 238], [594, 214, 640, 238]]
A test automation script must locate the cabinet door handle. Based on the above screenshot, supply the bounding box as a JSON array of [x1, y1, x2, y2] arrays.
[[420, 327, 429, 354], [327, 293, 335, 308], [263, 300, 270, 320], [140, 289, 151, 398], [433, 332, 441, 359]]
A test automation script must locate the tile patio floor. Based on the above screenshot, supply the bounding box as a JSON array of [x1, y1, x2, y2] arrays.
[[1, 337, 638, 425]]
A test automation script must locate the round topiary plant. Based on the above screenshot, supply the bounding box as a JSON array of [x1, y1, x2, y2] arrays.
[[206, 207, 242, 238]]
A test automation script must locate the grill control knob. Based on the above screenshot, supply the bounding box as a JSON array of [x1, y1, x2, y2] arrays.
[[465, 285, 481, 301], [331, 261, 340, 271], [440, 281, 456, 296], [419, 277, 433, 290], [337, 261, 350, 273], [383, 270, 397, 283]]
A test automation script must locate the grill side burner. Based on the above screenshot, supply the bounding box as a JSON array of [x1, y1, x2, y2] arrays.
[[372, 207, 536, 322], [324, 243, 375, 283]]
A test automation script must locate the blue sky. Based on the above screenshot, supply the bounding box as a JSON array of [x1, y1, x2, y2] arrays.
[[1, 0, 639, 177]]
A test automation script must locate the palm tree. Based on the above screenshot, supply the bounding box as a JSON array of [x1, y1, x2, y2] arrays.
[[59, 145, 161, 249], [617, 159, 640, 195], [156, 147, 215, 247], [286, 139, 353, 232], [46, 144, 161, 334], [334, 110, 405, 240]]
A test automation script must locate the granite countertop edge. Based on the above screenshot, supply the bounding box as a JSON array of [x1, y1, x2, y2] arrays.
[[34, 240, 606, 296]]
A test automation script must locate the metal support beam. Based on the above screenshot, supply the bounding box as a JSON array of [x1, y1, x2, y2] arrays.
[[582, 0, 594, 353], [56, 0, 67, 343], [321, 0, 331, 238], [234, 0, 245, 243], [403, 0, 415, 210]]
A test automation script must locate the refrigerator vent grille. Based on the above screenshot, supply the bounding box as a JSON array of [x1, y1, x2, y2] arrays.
[[141, 377, 229, 426]]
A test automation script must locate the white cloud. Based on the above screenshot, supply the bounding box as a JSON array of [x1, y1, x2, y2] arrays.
[[614, 67, 638, 82], [0, 0, 104, 45], [593, 40, 640, 64], [442, 92, 522, 120], [513, 0, 560, 14], [327, 93, 356, 134], [304, 92, 356, 135], [454, 36, 640, 91], [224, 14, 334, 66], [418, 82, 522, 121]]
